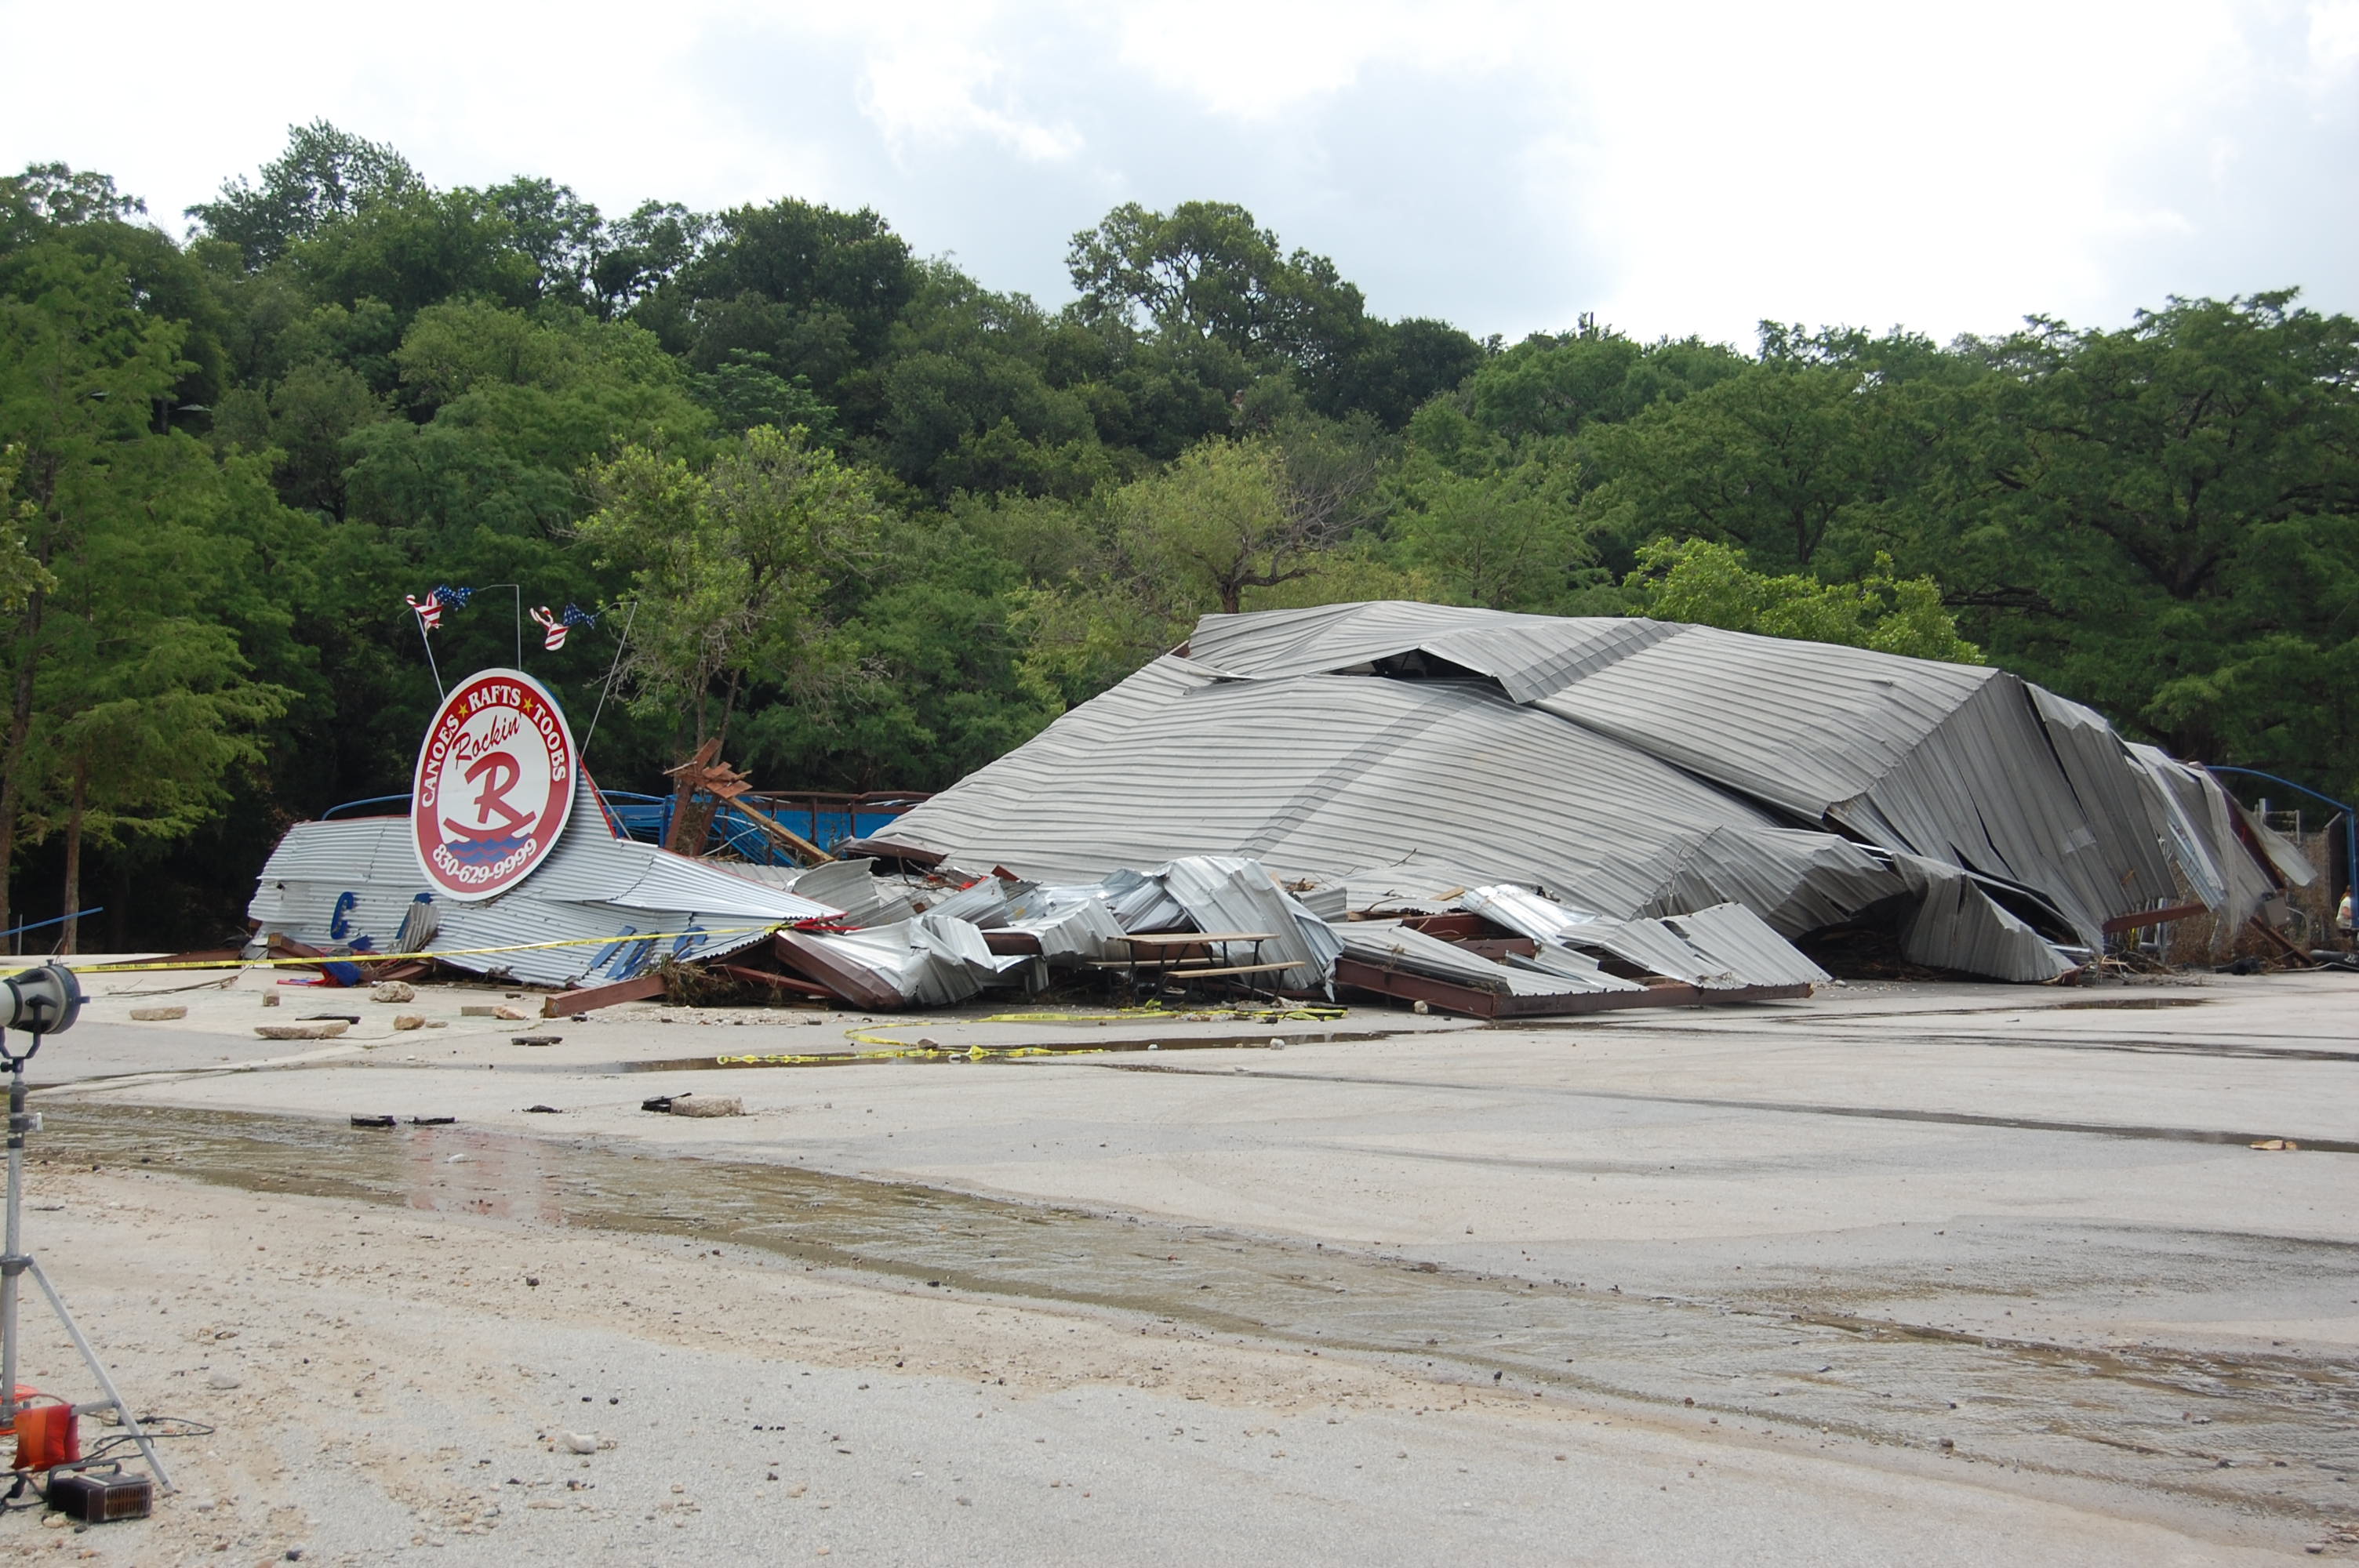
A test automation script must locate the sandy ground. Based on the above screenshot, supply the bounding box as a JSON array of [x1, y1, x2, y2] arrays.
[[1, 964, 2354, 1561]]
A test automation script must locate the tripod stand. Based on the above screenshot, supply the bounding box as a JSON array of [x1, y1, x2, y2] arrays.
[[2, 1036, 172, 1491]]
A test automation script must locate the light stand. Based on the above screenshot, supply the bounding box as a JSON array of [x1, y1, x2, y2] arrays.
[[1, 964, 170, 1492]]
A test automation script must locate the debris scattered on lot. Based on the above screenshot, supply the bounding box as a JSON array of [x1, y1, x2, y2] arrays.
[[351, 1115, 396, 1129], [2249, 1138, 2300, 1151], [128, 1005, 187, 1021], [392, 1013, 427, 1031], [245, 605, 2330, 1022], [511, 1033, 562, 1047], [669, 1095, 744, 1119], [257, 1022, 348, 1040]]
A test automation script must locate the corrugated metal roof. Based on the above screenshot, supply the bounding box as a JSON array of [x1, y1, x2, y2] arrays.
[[877, 602, 2273, 982], [1336, 920, 1629, 997], [249, 776, 840, 988]]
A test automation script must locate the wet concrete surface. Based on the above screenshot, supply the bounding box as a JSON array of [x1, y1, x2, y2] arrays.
[[23, 968, 2359, 1551], [45, 1098, 2359, 1534]]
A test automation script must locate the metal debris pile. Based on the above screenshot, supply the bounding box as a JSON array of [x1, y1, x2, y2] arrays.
[[248, 602, 2317, 1015]]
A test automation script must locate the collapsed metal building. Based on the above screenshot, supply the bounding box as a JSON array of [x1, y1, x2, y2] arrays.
[[849, 603, 2306, 983], [247, 603, 2309, 1011]]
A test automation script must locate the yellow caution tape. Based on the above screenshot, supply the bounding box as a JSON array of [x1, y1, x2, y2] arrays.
[[10, 924, 786, 976], [710, 1042, 1106, 1068], [981, 1004, 1347, 1024]]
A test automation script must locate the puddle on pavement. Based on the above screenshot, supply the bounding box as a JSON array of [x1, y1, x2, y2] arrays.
[[464, 1033, 1377, 1075], [2051, 996, 2215, 1011], [41, 1103, 2358, 1523]]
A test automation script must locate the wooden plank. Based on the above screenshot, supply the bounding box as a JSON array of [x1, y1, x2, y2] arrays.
[[1122, 931, 1277, 946], [540, 972, 666, 1018], [716, 799, 834, 865], [2099, 902, 2208, 935], [1452, 938, 1538, 961], [1397, 913, 1512, 941], [1161, 962, 1297, 980]]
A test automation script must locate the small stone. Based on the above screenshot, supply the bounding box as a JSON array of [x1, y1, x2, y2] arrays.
[[392, 1014, 427, 1031], [426, 1020, 448, 1029], [370, 982, 417, 1004], [1411, 1000, 1430, 1015], [255, 1022, 347, 1040], [1939, 1437, 1954, 1450], [493, 1004, 533, 1022], [207, 1370, 242, 1389], [129, 1006, 188, 1022], [460, 1005, 499, 1017], [261, 992, 281, 1007], [560, 1432, 598, 1454], [670, 1095, 744, 1119], [511, 1034, 562, 1047]]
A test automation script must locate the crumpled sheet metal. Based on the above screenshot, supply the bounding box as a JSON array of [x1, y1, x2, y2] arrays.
[[1152, 855, 1342, 991], [248, 777, 842, 989], [878, 602, 2290, 982], [1336, 921, 1630, 998], [1463, 884, 1826, 990], [783, 912, 1030, 1008]]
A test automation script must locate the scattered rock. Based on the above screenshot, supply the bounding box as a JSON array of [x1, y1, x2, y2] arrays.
[[560, 1432, 598, 1454], [426, 1020, 448, 1029], [370, 982, 417, 1004], [493, 1004, 533, 1022], [640, 1096, 676, 1113], [1411, 1000, 1430, 1015], [261, 991, 281, 1007], [128, 1006, 188, 1022], [409, 1116, 456, 1127], [256, 1022, 349, 1040], [350, 1116, 396, 1129], [460, 1005, 500, 1017], [670, 1095, 744, 1119], [511, 1034, 562, 1047], [206, 1370, 242, 1390], [392, 1014, 427, 1031], [524, 1104, 562, 1114]]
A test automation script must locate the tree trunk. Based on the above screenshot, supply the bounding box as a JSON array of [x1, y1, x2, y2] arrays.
[[714, 668, 745, 752], [61, 759, 85, 956], [0, 591, 47, 942]]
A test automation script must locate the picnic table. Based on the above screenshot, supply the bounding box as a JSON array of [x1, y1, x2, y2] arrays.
[[1089, 931, 1296, 1001]]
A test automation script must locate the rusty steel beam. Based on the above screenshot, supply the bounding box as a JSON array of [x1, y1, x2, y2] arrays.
[[540, 972, 667, 1018]]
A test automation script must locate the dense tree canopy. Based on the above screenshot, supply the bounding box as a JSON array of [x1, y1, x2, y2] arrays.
[[1, 125, 2353, 946]]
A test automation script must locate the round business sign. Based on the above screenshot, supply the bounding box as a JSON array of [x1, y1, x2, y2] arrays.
[[411, 668, 578, 901]]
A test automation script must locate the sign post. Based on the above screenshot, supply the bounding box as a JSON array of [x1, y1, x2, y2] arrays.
[[411, 669, 579, 901]]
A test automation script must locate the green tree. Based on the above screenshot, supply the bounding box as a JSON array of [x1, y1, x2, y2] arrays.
[[186, 121, 419, 268], [1940, 292, 2359, 792], [1391, 444, 1597, 612], [1626, 536, 1982, 662], [580, 425, 885, 750]]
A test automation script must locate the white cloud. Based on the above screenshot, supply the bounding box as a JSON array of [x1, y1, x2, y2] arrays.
[[0, 0, 2351, 345]]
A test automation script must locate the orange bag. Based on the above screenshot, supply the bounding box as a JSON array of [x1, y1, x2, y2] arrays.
[[9, 1399, 78, 1470]]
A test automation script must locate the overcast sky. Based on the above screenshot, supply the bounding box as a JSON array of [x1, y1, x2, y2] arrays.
[[5, 1, 2354, 348]]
